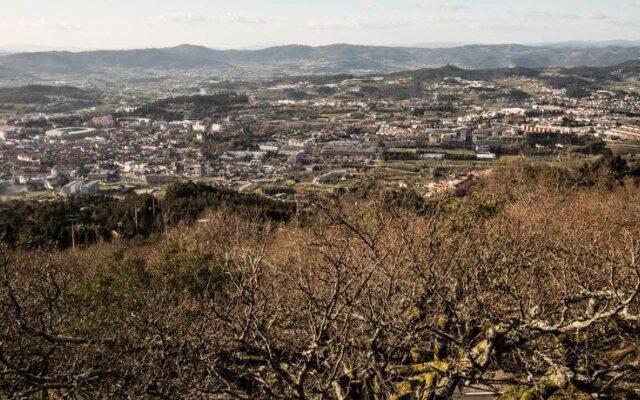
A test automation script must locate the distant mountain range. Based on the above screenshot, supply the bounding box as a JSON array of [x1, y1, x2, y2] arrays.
[[2, 43, 640, 78], [538, 40, 640, 49]]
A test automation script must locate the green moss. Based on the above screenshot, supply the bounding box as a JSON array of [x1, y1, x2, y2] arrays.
[[549, 393, 592, 400], [410, 347, 423, 363], [442, 198, 461, 214], [421, 372, 438, 400], [391, 362, 448, 375], [477, 199, 501, 218], [497, 386, 534, 400], [498, 376, 581, 400], [69, 247, 151, 307], [405, 306, 422, 323], [159, 244, 228, 298], [391, 380, 414, 400]]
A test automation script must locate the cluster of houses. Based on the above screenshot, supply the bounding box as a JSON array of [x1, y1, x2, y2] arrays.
[[1, 71, 639, 198]]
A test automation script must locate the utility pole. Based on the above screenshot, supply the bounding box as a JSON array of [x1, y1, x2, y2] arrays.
[[71, 220, 75, 250], [294, 194, 300, 219], [69, 216, 80, 250]]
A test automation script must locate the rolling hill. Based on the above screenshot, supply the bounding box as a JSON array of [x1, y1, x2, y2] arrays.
[[1, 44, 640, 78]]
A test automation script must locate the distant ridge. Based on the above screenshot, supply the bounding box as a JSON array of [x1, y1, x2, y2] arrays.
[[539, 40, 640, 48], [2, 43, 640, 77]]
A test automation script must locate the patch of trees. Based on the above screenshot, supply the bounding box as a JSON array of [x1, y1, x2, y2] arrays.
[[436, 93, 461, 102], [0, 195, 158, 249], [383, 150, 418, 161], [397, 65, 540, 82], [557, 60, 640, 82], [154, 93, 249, 109], [506, 151, 640, 189], [268, 74, 354, 86], [542, 75, 598, 98], [379, 83, 425, 100], [164, 182, 295, 224], [0, 182, 295, 249], [578, 150, 640, 186], [134, 92, 249, 120], [0, 85, 99, 104], [507, 88, 531, 100], [285, 89, 312, 100], [317, 85, 338, 96], [444, 152, 477, 161], [572, 138, 607, 155], [425, 102, 458, 113]]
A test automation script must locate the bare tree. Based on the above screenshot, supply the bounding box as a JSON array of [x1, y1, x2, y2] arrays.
[[1, 169, 639, 399]]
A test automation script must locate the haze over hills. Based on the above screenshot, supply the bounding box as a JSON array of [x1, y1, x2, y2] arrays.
[[2, 43, 640, 79], [2, 59, 640, 103], [540, 40, 640, 49]]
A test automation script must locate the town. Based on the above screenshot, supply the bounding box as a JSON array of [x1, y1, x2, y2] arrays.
[[1, 64, 639, 202]]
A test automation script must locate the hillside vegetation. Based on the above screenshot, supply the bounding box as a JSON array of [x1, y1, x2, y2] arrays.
[[133, 92, 250, 120], [0, 85, 99, 104], [3, 44, 640, 76], [0, 182, 294, 249], [1, 158, 640, 399]]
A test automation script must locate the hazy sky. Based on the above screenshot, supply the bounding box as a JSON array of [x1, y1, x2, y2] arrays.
[[0, 0, 639, 50]]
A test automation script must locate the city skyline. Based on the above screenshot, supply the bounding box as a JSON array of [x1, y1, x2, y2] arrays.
[[0, 0, 639, 51]]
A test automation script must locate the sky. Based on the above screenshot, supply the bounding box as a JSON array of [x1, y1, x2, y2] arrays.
[[0, 0, 639, 50]]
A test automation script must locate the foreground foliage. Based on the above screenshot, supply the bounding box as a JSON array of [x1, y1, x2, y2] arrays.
[[1, 161, 639, 399]]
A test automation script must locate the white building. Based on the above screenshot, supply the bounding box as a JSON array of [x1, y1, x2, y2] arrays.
[[124, 162, 147, 174], [421, 153, 445, 160], [62, 181, 83, 196], [313, 170, 347, 185], [476, 153, 497, 160], [62, 181, 99, 196], [259, 143, 280, 152], [193, 121, 207, 132], [80, 181, 100, 195], [46, 127, 98, 139]]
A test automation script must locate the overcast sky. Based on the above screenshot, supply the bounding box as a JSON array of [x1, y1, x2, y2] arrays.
[[0, 0, 639, 50]]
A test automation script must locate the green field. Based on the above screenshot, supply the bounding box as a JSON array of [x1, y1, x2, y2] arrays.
[[0, 191, 52, 202], [608, 142, 640, 155]]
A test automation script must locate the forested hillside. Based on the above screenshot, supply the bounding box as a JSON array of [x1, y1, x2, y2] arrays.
[[0, 182, 294, 249], [0, 85, 98, 103]]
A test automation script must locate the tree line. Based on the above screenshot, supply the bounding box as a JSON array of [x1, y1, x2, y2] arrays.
[[0, 182, 295, 249]]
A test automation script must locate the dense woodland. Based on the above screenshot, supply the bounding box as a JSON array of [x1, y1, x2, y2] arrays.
[[132, 93, 250, 121], [1, 156, 640, 399], [0, 183, 295, 249], [0, 85, 99, 104]]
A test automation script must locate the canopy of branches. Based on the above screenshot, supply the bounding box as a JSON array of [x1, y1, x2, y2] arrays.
[[1, 160, 639, 399]]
